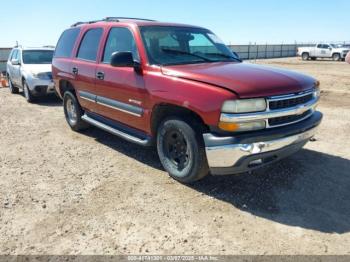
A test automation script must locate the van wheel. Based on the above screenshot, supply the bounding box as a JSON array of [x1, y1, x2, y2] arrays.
[[63, 91, 89, 132], [23, 81, 34, 103], [8, 77, 19, 94], [332, 53, 341, 61], [302, 53, 309, 61], [157, 118, 209, 183]]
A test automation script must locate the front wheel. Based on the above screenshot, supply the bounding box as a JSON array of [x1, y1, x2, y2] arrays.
[[23, 81, 34, 103], [157, 118, 209, 183], [8, 77, 19, 94], [63, 91, 89, 132]]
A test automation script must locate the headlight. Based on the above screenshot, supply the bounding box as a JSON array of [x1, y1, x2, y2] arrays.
[[31, 72, 49, 79], [221, 98, 267, 113], [313, 81, 321, 98]]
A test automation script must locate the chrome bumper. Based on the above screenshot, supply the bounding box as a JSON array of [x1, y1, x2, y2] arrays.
[[204, 126, 317, 171]]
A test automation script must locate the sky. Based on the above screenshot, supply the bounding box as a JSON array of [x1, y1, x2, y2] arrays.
[[1, 0, 349, 47]]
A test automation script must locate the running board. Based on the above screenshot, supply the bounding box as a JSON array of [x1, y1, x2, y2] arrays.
[[81, 114, 152, 146]]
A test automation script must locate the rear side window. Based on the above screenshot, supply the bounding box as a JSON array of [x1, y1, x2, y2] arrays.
[[103, 27, 139, 63], [77, 28, 103, 62], [55, 28, 80, 58]]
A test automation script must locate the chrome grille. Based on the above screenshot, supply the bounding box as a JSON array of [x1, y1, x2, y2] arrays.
[[269, 93, 313, 110]]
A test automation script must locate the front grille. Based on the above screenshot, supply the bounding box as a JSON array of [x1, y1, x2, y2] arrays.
[[268, 110, 312, 127], [269, 93, 313, 110]]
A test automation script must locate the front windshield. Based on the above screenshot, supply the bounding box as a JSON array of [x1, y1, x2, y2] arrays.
[[22, 50, 54, 64], [140, 26, 240, 66]]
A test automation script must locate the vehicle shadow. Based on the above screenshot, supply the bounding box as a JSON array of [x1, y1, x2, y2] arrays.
[[191, 149, 350, 234], [34, 94, 62, 107], [81, 127, 350, 234]]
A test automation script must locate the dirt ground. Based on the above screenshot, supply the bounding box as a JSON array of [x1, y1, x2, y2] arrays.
[[0, 57, 349, 255]]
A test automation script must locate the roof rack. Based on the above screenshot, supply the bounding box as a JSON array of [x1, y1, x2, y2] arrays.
[[71, 17, 156, 27]]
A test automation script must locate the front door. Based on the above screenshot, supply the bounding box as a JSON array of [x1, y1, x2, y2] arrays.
[[95, 26, 147, 132]]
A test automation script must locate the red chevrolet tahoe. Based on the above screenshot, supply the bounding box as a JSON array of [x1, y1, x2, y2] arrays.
[[52, 17, 322, 183]]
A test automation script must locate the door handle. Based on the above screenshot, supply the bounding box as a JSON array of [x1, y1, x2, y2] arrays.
[[72, 67, 78, 75], [96, 71, 105, 80]]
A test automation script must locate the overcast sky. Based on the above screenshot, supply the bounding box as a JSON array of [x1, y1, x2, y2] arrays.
[[1, 0, 349, 47]]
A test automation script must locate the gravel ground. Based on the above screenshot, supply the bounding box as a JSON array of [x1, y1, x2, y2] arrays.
[[0, 58, 349, 255]]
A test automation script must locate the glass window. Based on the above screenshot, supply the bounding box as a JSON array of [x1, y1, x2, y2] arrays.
[[10, 50, 18, 61], [22, 50, 54, 64], [103, 27, 139, 63], [77, 28, 103, 62], [140, 26, 239, 66], [55, 28, 81, 58], [317, 44, 322, 48]]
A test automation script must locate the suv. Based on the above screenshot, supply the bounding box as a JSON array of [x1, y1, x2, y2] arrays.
[[7, 47, 55, 102], [52, 17, 322, 183]]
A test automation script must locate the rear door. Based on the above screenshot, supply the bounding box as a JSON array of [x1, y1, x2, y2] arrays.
[[71, 27, 104, 113], [94, 26, 147, 131]]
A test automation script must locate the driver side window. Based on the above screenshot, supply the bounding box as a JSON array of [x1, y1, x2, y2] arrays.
[[103, 27, 140, 63]]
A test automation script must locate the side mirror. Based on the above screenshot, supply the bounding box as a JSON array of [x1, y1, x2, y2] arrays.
[[110, 51, 142, 74], [111, 52, 134, 67], [11, 59, 20, 66]]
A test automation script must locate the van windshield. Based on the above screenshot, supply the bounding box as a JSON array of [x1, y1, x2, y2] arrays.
[[140, 26, 240, 66], [22, 50, 54, 64]]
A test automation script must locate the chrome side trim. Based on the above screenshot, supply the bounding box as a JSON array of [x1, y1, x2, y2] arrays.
[[220, 97, 319, 123], [204, 126, 317, 168], [78, 90, 143, 118], [96, 100, 142, 117], [79, 91, 96, 103], [81, 114, 150, 146]]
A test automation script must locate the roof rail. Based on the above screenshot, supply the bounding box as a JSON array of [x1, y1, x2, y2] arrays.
[[71, 17, 156, 27], [103, 17, 156, 22]]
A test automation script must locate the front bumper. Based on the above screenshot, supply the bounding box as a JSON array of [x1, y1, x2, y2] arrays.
[[204, 111, 322, 175], [26, 77, 55, 96]]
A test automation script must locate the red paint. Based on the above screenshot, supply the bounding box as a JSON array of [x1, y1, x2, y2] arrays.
[[53, 20, 317, 135]]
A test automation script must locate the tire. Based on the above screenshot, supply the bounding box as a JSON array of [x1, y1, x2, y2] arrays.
[[63, 91, 89, 132], [8, 77, 19, 94], [302, 53, 309, 61], [157, 118, 209, 183], [23, 80, 34, 103], [311, 57, 317, 61], [332, 53, 341, 61]]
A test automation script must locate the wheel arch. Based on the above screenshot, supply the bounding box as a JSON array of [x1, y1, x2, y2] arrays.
[[150, 103, 209, 137], [58, 80, 76, 98]]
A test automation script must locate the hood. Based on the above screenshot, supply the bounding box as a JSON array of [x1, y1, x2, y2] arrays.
[[334, 48, 349, 52], [161, 62, 316, 98], [21, 64, 52, 74]]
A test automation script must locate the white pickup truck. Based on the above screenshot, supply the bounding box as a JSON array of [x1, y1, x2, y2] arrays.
[[297, 44, 349, 61]]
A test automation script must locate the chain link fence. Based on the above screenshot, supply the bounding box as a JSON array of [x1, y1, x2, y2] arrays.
[[229, 42, 349, 60]]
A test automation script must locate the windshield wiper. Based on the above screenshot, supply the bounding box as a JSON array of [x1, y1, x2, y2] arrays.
[[161, 48, 213, 62], [204, 52, 242, 62]]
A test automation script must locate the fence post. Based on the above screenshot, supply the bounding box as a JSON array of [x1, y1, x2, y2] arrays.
[[280, 44, 283, 57], [265, 43, 268, 59], [256, 43, 259, 61], [247, 42, 251, 60]]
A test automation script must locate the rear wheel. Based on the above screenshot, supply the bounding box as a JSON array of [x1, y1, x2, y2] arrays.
[[157, 118, 209, 183], [302, 53, 309, 61], [8, 77, 19, 94], [63, 91, 89, 132], [332, 53, 341, 61]]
